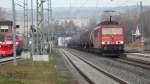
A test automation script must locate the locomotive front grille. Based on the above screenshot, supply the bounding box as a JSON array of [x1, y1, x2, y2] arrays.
[[102, 44, 124, 51]]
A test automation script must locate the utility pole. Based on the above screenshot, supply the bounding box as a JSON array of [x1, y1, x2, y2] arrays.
[[31, 0, 34, 55], [36, 0, 45, 54], [47, 0, 52, 53], [23, 0, 29, 50], [139, 1, 144, 50], [12, 0, 17, 66], [26, 0, 29, 50], [140, 1, 144, 42], [47, 0, 50, 53], [24, 0, 26, 36], [36, 0, 39, 53], [69, 0, 72, 36]]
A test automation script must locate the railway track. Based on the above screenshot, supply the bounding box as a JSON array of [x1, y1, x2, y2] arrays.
[[122, 53, 150, 69], [70, 48, 150, 70], [115, 57, 150, 70], [0, 56, 21, 65], [60, 49, 127, 84], [128, 53, 150, 58], [125, 53, 150, 62], [0, 52, 30, 65], [67, 48, 150, 84], [71, 48, 150, 70]]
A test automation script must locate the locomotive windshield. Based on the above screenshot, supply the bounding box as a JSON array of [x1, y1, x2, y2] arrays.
[[102, 28, 123, 35]]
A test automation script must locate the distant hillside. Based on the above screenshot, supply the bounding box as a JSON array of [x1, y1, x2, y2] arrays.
[[4, 6, 150, 21]]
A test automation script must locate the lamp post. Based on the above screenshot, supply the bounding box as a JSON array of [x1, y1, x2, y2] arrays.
[[139, 1, 144, 51], [12, 0, 17, 66]]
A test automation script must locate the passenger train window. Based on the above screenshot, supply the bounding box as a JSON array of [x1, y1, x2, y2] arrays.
[[0, 29, 4, 32], [0, 29, 8, 32], [4, 29, 8, 32]]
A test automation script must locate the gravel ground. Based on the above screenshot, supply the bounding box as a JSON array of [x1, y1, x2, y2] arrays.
[[69, 49, 150, 84], [56, 49, 92, 84]]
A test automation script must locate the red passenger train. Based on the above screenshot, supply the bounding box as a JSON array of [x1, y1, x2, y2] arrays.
[[68, 17, 124, 56], [0, 34, 24, 56], [0, 21, 23, 56]]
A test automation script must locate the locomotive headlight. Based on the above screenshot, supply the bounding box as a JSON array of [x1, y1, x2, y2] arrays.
[[107, 41, 110, 44], [16, 42, 19, 45], [116, 41, 118, 44], [102, 42, 105, 45], [29, 41, 32, 44], [120, 41, 124, 44]]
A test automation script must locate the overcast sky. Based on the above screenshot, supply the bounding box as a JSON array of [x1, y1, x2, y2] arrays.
[[0, 0, 150, 9]]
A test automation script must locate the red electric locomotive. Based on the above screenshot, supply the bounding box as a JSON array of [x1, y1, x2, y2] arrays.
[[90, 21, 124, 55], [69, 16, 124, 56]]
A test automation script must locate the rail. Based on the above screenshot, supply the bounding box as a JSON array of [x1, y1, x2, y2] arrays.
[[0, 56, 21, 65], [61, 49, 127, 84]]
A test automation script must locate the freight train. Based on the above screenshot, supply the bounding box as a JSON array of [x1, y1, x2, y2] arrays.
[[68, 16, 124, 56]]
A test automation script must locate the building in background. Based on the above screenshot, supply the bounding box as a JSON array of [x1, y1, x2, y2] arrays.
[[132, 25, 141, 41]]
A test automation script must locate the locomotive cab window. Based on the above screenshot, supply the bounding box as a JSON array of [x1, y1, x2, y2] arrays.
[[94, 29, 99, 37], [4, 29, 8, 32], [0, 29, 8, 32], [102, 28, 123, 35]]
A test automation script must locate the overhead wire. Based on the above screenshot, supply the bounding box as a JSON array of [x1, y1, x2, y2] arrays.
[[79, 0, 89, 8]]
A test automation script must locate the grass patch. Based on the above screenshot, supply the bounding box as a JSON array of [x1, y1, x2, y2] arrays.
[[0, 52, 75, 84], [57, 74, 74, 84]]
